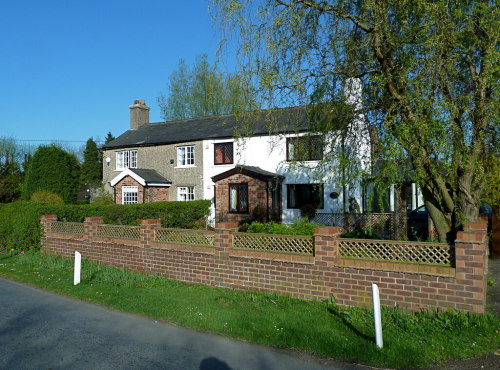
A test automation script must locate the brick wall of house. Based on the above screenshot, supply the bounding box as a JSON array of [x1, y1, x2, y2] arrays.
[[113, 176, 170, 204], [215, 174, 272, 223], [114, 177, 144, 204], [41, 216, 489, 313], [145, 187, 169, 202]]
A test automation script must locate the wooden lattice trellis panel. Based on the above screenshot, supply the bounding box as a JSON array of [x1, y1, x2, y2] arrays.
[[96, 225, 140, 240], [339, 238, 453, 265], [155, 228, 215, 246], [234, 233, 314, 255], [50, 221, 84, 235]]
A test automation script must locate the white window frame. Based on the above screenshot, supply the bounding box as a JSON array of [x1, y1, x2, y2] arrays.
[[177, 186, 195, 201], [122, 186, 138, 204], [116, 150, 137, 170], [177, 145, 195, 167]]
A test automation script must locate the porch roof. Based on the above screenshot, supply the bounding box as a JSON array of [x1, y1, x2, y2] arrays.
[[211, 165, 284, 183], [109, 168, 172, 187]]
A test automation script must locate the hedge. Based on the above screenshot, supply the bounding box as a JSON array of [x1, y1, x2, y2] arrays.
[[245, 218, 319, 236], [0, 200, 211, 252]]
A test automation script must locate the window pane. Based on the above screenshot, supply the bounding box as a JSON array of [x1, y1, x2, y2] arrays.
[[238, 184, 248, 212], [116, 152, 124, 169], [187, 146, 194, 165], [124, 151, 130, 167], [309, 137, 323, 160], [178, 186, 195, 201], [122, 186, 138, 204], [130, 150, 137, 168], [178, 147, 186, 166], [230, 184, 238, 211], [215, 145, 223, 164], [223, 143, 233, 164], [215, 143, 233, 165], [287, 136, 322, 161], [287, 184, 323, 209]]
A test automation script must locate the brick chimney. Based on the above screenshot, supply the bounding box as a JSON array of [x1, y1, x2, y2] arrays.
[[129, 99, 150, 130]]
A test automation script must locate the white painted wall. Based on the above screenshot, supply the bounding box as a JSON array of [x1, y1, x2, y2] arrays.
[[202, 132, 367, 224]]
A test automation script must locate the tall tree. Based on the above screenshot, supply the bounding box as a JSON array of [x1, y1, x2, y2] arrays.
[[22, 145, 80, 204], [0, 138, 32, 202], [104, 131, 115, 144], [157, 54, 259, 120], [0, 149, 22, 203], [211, 0, 499, 242], [80, 138, 102, 188]]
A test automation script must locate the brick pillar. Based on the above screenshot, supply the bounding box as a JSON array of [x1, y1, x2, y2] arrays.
[[140, 219, 161, 248], [455, 219, 488, 313], [314, 226, 342, 268], [84, 217, 104, 244], [214, 222, 238, 258], [41, 215, 58, 233], [40, 215, 58, 253]]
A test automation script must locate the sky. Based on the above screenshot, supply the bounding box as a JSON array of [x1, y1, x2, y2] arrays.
[[0, 0, 232, 151]]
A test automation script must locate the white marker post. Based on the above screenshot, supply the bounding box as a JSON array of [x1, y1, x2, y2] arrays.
[[372, 283, 383, 348], [74, 251, 81, 285]]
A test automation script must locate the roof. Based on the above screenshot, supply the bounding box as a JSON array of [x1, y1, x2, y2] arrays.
[[102, 106, 310, 150], [211, 165, 284, 183], [109, 168, 172, 187]]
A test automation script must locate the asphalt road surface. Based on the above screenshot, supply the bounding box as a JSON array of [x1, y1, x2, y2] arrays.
[[0, 278, 367, 370]]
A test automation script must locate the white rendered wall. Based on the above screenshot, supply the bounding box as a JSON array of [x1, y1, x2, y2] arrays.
[[202, 133, 357, 224]]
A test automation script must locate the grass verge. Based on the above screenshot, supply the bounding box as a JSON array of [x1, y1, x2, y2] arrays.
[[0, 251, 499, 368]]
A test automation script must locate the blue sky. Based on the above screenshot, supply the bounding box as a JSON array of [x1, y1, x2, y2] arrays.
[[0, 1, 230, 149]]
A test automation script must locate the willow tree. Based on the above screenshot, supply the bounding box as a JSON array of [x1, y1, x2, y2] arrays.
[[211, 0, 499, 242]]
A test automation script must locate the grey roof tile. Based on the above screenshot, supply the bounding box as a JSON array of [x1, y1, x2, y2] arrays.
[[102, 106, 309, 150], [129, 168, 171, 185]]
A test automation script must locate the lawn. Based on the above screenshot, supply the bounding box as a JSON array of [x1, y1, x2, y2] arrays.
[[0, 251, 498, 368]]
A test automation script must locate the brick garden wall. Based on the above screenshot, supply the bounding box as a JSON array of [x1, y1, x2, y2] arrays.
[[41, 216, 489, 313]]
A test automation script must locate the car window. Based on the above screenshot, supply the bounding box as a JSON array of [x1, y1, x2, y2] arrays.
[[416, 206, 427, 214]]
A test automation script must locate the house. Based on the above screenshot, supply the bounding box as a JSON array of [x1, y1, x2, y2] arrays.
[[101, 97, 375, 224]]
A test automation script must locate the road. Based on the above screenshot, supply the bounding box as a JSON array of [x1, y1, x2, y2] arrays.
[[0, 278, 366, 370]]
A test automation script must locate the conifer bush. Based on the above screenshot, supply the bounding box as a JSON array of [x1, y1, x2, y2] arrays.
[[22, 145, 80, 204]]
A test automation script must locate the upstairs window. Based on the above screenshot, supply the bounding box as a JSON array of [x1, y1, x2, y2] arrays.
[[214, 142, 233, 165], [178, 186, 195, 201], [287, 184, 324, 209], [286, 136, 323, 161], [116, 150, 137, 169], [229, 183, 248, 213], [177, 146, 195, 167], [122, 186, 138, 204]]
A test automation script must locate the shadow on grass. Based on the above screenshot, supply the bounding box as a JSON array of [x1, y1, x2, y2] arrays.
[[0, 253, 15, 261], [327, 306, 373, 342]]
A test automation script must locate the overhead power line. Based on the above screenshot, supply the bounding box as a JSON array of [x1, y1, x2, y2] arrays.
[[3, 139, 104, 143]]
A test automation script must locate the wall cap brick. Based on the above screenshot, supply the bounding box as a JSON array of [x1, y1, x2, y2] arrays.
[[140, 219, 162, 225], [215, 222, 239, 230], [314, 226, 342, 235], [41, 215, 58, 220], [84, 217, 104, 222]]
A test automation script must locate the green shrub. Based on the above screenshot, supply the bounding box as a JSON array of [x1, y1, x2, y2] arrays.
[[30, 190, 65, 205], [343, 226, 380, 239], [22, 145, 80, 203], [0, 200, 211, 252], [246, 218, 318, 236], [91, 186, 114, 205]]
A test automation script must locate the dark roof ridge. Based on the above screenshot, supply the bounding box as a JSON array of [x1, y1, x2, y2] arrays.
[[102, 105, 311, 150]]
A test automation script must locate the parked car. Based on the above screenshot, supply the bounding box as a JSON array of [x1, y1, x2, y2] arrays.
[[407, 201, 492, 241]]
